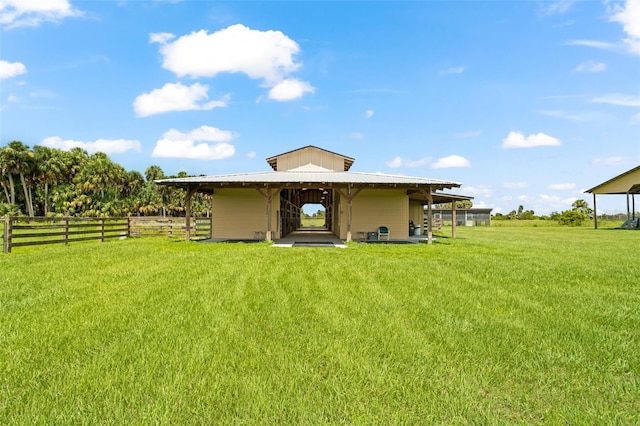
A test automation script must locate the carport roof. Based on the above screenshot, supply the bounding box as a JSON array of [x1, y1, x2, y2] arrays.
[[156, 170, 461, 191], [585, 165, 640, 194]]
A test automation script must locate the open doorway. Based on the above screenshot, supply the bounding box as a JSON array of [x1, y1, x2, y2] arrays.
[[302, 203, 326, 228]]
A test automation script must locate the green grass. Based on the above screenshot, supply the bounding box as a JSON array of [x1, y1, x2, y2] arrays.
[[301, 217, 326, 227], [1, 228, 638, 423]]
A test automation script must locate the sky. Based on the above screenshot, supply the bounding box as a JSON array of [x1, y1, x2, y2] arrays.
[[1, 0, 639, 215]]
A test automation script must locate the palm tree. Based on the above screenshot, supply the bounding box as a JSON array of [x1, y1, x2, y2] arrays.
[[34, 146, 67, 216], [4, 141, 35, 216], [0, 145, 17, 205]]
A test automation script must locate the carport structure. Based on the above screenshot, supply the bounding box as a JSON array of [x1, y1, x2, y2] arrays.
[[156, 146, 468, 244], [585, 164, 640, 229]]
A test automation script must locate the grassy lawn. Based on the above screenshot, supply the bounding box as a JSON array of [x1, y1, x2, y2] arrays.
[[301, 217, 326, 227], [1, 227, 638, 423]]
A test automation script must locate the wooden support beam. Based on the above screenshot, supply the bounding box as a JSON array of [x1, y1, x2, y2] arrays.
[[255, 186, 283, 241], [418, 187, 434, 245], [335, 185, 364, 242]]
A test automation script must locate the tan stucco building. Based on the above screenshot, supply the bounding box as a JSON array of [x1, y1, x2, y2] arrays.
[[156, 146, 469, 243]]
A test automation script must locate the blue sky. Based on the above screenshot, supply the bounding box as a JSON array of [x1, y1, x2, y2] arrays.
[[1, 0, 639, 215]]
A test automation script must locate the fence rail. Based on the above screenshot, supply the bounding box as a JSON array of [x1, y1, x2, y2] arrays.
[[2, 216, 212, 253]]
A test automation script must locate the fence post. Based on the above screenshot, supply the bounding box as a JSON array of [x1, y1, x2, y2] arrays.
[[3, 216, 11, 254], [127, 217, 131, 238], [169, 218, 173, 238], [63, 218, 69, 245], [100, 218, 105, 242], [209, 216, 213, 239]]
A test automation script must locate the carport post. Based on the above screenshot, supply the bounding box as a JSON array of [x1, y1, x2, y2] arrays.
[[593, 193, 598, 229]]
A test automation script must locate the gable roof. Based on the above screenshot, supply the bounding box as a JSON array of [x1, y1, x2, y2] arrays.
[[585, 165, 640, 194], [265, 145, 355, 171]]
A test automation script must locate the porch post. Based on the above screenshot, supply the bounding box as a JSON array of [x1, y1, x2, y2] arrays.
[[266, 188, 273, 241], [256, 186, 283, 241], [335, 185, 364, 242], [417, 187, 434, 245]]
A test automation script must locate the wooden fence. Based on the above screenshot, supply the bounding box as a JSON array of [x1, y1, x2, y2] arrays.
[[1, 216, 212, 253]]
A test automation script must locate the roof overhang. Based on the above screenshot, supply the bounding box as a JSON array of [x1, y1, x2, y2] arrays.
[[156, 170, 462, 192], [585, 165, 640, 194]]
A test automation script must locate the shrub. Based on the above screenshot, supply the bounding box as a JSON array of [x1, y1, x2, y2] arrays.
[[557, 210, 586, 226]]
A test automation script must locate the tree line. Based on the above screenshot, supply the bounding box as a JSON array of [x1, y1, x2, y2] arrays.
[[0, 141, 210, 218], [493, 200, 595, 226]]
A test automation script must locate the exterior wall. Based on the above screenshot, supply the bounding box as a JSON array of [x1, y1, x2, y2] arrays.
[[276, 147, 345, 171], [212, 189, 267, 239], [339, 189, 409, 240]]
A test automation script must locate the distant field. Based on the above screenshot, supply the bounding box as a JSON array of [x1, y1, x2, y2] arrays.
[[1, 227, 638, 423], [301, 217, 325, 227]]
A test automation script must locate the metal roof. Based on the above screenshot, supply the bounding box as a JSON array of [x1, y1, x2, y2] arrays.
[[156, 170, 461, 190]]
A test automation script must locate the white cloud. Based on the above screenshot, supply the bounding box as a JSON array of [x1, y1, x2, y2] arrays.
[[152, 125, 236, 160], [574, 60, 606, 72], [589, 93, 640, 106], [464, 185, 493, 198], [0, 0, 82, 28], [149, 32, 175, 44], [267, 78, 315, 101], [386, 156, 430, 168], [536, 194, 577, 211], [501, 131, 562, 149], [517, 195, 530, 202], [540, 0, 577, 15], [40, 137, 141, 154], [537, 110, 604, 122], [348, 132, 364, 140], [0, 60, 26, 79], [591, 156, 624, 165], [566, 39, 622, 52], [247, 151, 256, 159], [154, 24, 301, 83], [609, 0, 640, 55], [432, 154, 471, 168], [133, 82, 228, 117], [548, 183, 576, 190], [439, 66, 465, 75], [503, 182, 528, 189], [633, 112, 640, 122], [365, 110, 374, 119]]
